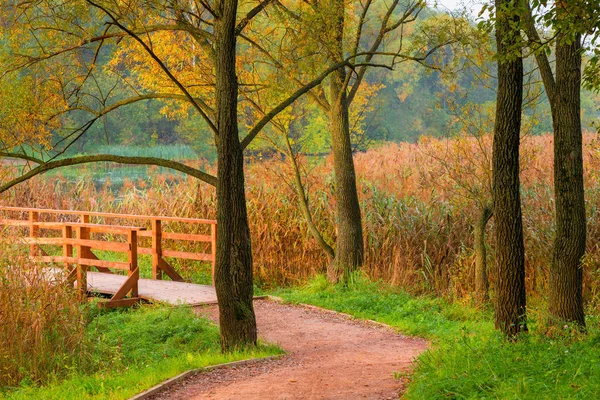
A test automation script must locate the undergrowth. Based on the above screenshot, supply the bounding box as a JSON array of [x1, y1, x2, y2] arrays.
[[1, 293, 280, 400], [276, 275, 600, 399]]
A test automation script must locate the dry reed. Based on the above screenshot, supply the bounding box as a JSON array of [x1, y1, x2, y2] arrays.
[[2, 133, 600, 310], [0, 239, 90, 387]]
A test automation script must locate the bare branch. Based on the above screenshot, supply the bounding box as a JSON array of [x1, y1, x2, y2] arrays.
[[241, 59, 352, 149], [236, 0, 276, 35], [523, 0, 556, 103]]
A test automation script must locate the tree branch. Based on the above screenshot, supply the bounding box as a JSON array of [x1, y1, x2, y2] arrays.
[[241, 59, 351, 149], [0, 154, 218, 193], [348, 0, 423, 104], [86, 0, 218, 135], [523, 0, 556, 104], [235, 0, 276, 35]]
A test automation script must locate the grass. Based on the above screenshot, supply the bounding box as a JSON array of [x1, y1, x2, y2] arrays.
[[92, 145, 198, 161], [1, 305, 281, 400], [274, 275, 600, 399]]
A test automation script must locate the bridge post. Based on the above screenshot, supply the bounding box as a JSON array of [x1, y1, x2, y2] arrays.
[[152, 219, 163, 280], [62, 225, 75, 283], [28, 211, 39, 256], [75, 225, 89, 299], [128, 230, 139, 297], [211, 223, 217, 286]]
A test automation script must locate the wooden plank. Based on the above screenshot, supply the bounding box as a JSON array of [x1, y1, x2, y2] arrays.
[[83, 250, 114, 274], [158, 258, 185, 282], [162, 232, 212, 242], [111, 267, 139, 300], [98, 298, 141, 309], [36, 256, 131, 270], [86, 272, 218, 305], [29, 222, 146, 234], [128, 230, 138, 297], [22, 237, 131, 252], [152, 219, 162, 280], [0, 218, 30, 226], [79, 257, 130, 270], [0, 206, 217, 224], [29, 211, 39, 257], [89, 225, 147, 234], [63, 226, 74, 281], [162, 249, 212, 261]]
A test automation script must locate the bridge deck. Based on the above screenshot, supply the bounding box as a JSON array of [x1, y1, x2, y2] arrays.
[[87, 272, 218, 305]]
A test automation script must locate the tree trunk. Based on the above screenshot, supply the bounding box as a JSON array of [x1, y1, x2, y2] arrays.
[[549, 31, 586, 327], [326, 0, 364, 283], [474, 205, 492, 305], [214, 0, 257, 351], [284, 135, 335, 261], [492, 0, 527, 336], [524, 0, 586, 327]]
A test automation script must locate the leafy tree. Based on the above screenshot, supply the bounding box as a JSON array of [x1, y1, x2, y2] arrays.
[[0, 0, 352, 350], [491, 0, 528, 336], [524, 0, 600, 328]]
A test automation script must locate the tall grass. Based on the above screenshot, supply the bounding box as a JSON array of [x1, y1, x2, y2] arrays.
[[0, 242, 90, 387], [3, 133, 600, 310]]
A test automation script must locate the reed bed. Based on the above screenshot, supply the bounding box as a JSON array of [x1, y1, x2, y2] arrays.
[[3, 133, 600, 310], [0, 241, 91, 387]]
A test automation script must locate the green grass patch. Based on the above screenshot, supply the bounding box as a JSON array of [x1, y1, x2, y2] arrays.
[[2, 305, 281, 400], [274, 275, 600, 399], [93, 145, 198, 161]]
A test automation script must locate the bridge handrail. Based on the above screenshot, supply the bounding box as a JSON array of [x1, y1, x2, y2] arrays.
[[0, 206, 218, 306], [0, 206, 217, 224]]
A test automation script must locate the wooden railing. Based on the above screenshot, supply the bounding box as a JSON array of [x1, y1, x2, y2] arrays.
[[0, 206, 217, 308]]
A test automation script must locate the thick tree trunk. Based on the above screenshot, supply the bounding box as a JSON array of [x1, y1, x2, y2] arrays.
[[214, 0, 257, 351], [549, 32, 586, 327], [474, 205, 492, 305], [326, 0, 364, 283], [492, 0, 527, 336]]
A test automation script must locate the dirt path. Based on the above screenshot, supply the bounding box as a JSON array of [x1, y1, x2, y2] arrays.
[[151, 300, 427, 400]]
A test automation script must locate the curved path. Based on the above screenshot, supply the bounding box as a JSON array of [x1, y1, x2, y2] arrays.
[[152, 300, 427, 400]]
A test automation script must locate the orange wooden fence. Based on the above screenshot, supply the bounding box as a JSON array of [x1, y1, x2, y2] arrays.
[[0, 206, 217, 308]]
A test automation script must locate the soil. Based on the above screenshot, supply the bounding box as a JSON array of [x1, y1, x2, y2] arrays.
[[150, 300, 428, 400]]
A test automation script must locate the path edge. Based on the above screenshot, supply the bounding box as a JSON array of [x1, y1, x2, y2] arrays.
[[265, 295, 398, 331], [128, 355, 282, 400]]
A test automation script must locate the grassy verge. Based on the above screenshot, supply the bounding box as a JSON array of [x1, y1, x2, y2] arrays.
[[274, 275, 600, 399], [1, 305, 281, 400]]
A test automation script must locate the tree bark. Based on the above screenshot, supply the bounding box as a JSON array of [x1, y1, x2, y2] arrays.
[[549, 31, 586, 327], [492, 0, 527, 336], [214, 0, 257, 351], [326, 0, 364, 283], [524, 0, 586, 327], [474, 205, 492, 305]]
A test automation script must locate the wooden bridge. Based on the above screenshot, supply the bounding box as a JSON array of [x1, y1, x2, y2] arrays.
[[0, 206, 218, 308]]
